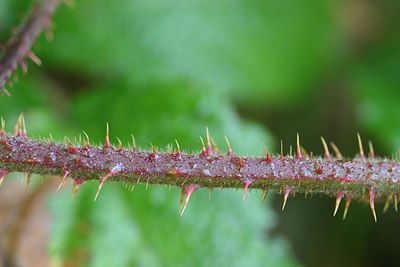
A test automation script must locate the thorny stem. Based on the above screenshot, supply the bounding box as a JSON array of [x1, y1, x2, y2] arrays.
[[1, 120, 400, 220], [0, 0, 63, 95]]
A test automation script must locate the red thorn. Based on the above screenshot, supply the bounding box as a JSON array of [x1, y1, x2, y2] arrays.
[[357, 133, 365, 161], [72, 178, 86, 200], [116, 137, 123, 152], [82, 131, 91, 150], [242, 180, 252, 201], [0, 170, 10, 187], [333, 192, 345, 217], [320, 137, 331, 161], [260, 190, 268, 205], [199, 136, 207, 157], [225, 136, 234, 157], [179, 184, 198, 216], [368, 141, 375, 160], [264, 146, 273, 163], [66, 137, 78, 154], [282, 188, 292, 211], [369, 186, 377, 223], [103, 122, 110, 149], [206, 127, 212, 156], [280, 140, 284, 160], [94, 172, 113, 201], [57, 170, 70, 191], [343, 196, 352, 220], [296, 133, 302, 159], [315, 163, 323, 174]]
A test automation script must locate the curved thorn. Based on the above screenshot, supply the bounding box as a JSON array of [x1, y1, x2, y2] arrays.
[[116, 136, 123, 151], [357, 133, 365, 161], [282, 188, 292, 211], [333, 192, 344, 217], [260, 190, 268, 206], [225, 136, 233, 156], [343, 197, 352, 220], [56, 170, 70, 191], [180, 185, 198, 216], [82, 131, 90, 149], [264, 145, 273, 163], [242, 180, 252, 201], [320, 137, 331, 161], [369, 186, 377, 223], [296, 133, 302, 159], [383, 194, 392, 213], [94, 171, 114, 201], [330, 142, 343, 160], [205, 127, 212, 155], [175, 139, 181, 155], [368, 140, 375, 160]]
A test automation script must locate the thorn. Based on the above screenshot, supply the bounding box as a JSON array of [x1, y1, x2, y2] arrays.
[[146, 177, 150, 190], [20, 61, 28, 74], [343, 197, 352, 220], [368, 141, 375, 160], [0, 170, 10, 187], [282, 188, 292, 211], [260, 190, 268, 205], [205, 127, 212, 155], [28, 52, 42, 66], [395, 194, 398, 212], [72, 178, 85, 200], [320, 137, 331, 160], [242, 180, 252, 200], [357, 133, 365, 161], [264, 146, 273, 163], [104, 122, 110, 149], [280, 140, 284, 160], [14, 114, 23, 136], [210, 138, 221, 156], [49, 133, 54, 144], [1, 87, 11, 96], [56, 170, 70, 191], [82, 131, 90, 149], [333, 192, 344, 217], [25, 174, 31, 191], [175, 139, 181, 155], [296, 133, 302, 159], [383, 194, 392, 213], [369, 186, 377, 223], [131, 135, 137, 151], [209, 188, 213, 199], [21, 115, 26, 137], [66, 137, 77, 154], [116, 137, 123, 151], [225, 136, 234, 156], [94, 172, 113, 201], [0, 116, 4, 136], [330, 142, 343, 160], [180, 185, 198, 216], [199, 136, 207, 156]]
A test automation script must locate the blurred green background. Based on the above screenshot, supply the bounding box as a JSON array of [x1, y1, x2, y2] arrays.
[[1, 0, 400, 266]]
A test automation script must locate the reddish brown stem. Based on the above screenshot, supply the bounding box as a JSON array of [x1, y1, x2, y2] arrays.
[[0, 133, 400, 204]]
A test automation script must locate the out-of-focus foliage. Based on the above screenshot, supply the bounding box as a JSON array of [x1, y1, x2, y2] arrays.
[[1, 0, 400, 266]]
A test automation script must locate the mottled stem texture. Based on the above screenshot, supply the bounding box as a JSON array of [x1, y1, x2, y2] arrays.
[[1, 120, 400, 221], [0, 0, 63, 95]]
